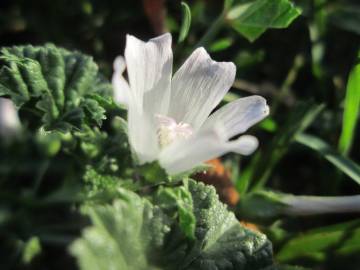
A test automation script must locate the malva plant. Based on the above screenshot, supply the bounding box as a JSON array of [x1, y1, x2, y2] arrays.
[[0, 42, 275, 270], [1, 0, 360, 269], [112, 33, 269, 175]]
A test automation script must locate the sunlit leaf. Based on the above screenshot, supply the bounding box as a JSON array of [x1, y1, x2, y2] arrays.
[[70, 188, 171, 270], [22, 237, 41, 264], [0, 44, 112, 132], [338, 52, 360, 156], [71, 181, 274, 270], [209, 38, 233, 52], [227, 0, 301, 42]]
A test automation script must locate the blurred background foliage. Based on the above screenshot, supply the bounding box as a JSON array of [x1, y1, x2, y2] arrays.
[[0, 0, 360, 269]]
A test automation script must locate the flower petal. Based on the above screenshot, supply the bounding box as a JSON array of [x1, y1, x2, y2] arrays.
[[201, 95, 269, 140], [168, 47, 236, 130], [127, 106, 159, 163], [0, 98, 21, 137], [159, 125, 258, 175], [125, 33, 173, 115], [112, 56, 131, 107], [124, 33, 173, 164]]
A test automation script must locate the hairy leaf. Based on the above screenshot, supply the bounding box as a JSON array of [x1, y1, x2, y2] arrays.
[[71, 181, 274, 270], [179, 181, 274, 270], [154, 184, 196, 240], [0, 44, 112, 132], [70, 188, 171, 270]]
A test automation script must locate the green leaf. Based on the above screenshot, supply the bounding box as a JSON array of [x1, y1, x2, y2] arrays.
[[276, 219, 360, 263], [0, 44, 112, 132], [178, 2, 192, 43], [227, 0, 301, 42], [70, 188, 171, 270], [71, 181, 274, 270], [209, 38, 233, 52], [163, 180, 274, 270], [296, 133, 360, 186], [22, 236, 42, 264], [154, 183, 196, 240], [338, 53, 360, 156]]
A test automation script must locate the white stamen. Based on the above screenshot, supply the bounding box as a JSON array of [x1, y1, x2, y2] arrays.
[[156, 114, 193, 148]]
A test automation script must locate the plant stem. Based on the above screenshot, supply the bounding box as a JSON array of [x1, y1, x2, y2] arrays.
[[271, 54, 305, 114], [194, 11, 227, 49], [284, 195, 360, 216]]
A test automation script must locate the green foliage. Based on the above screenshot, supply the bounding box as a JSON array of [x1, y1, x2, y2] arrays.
[[296, 133, 360, 186], [70, 187, 171, 270], [1, 1, 360, 270], [0, 44, 112, 132], [83, 166, 122, 194], [178, 2, 192, 43], [154, 183, 196, 240], [209, 38, 234, 52], [277, 219, 360, 263], [71, 181, 274, 270], [338, 52, 360, 156], [22, 237, 42, 264], [227, 0, 301, 42], [181, 181, 273, 270]]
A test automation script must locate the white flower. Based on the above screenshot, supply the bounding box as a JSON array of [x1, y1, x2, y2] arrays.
[[0, 98, 20, 137], [112, 33, 269, 175]]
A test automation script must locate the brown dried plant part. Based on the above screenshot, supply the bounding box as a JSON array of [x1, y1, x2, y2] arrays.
[[240, 221, 261, 233], [194, 158, 240, 207], [143, 0, 167, 35]]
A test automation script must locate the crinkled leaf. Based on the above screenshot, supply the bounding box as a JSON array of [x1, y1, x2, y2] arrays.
[[70, 187, 171, 270], [0, 44, 112, 132], [82, 165, 140, 202], [154, 184, 196, 240], [227, 0, 301, 42], [71, 181, 274, 270], [180, 180, 274, 270]]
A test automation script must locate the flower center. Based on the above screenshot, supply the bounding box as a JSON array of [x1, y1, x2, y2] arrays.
[[156, 115, 193, 148]]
